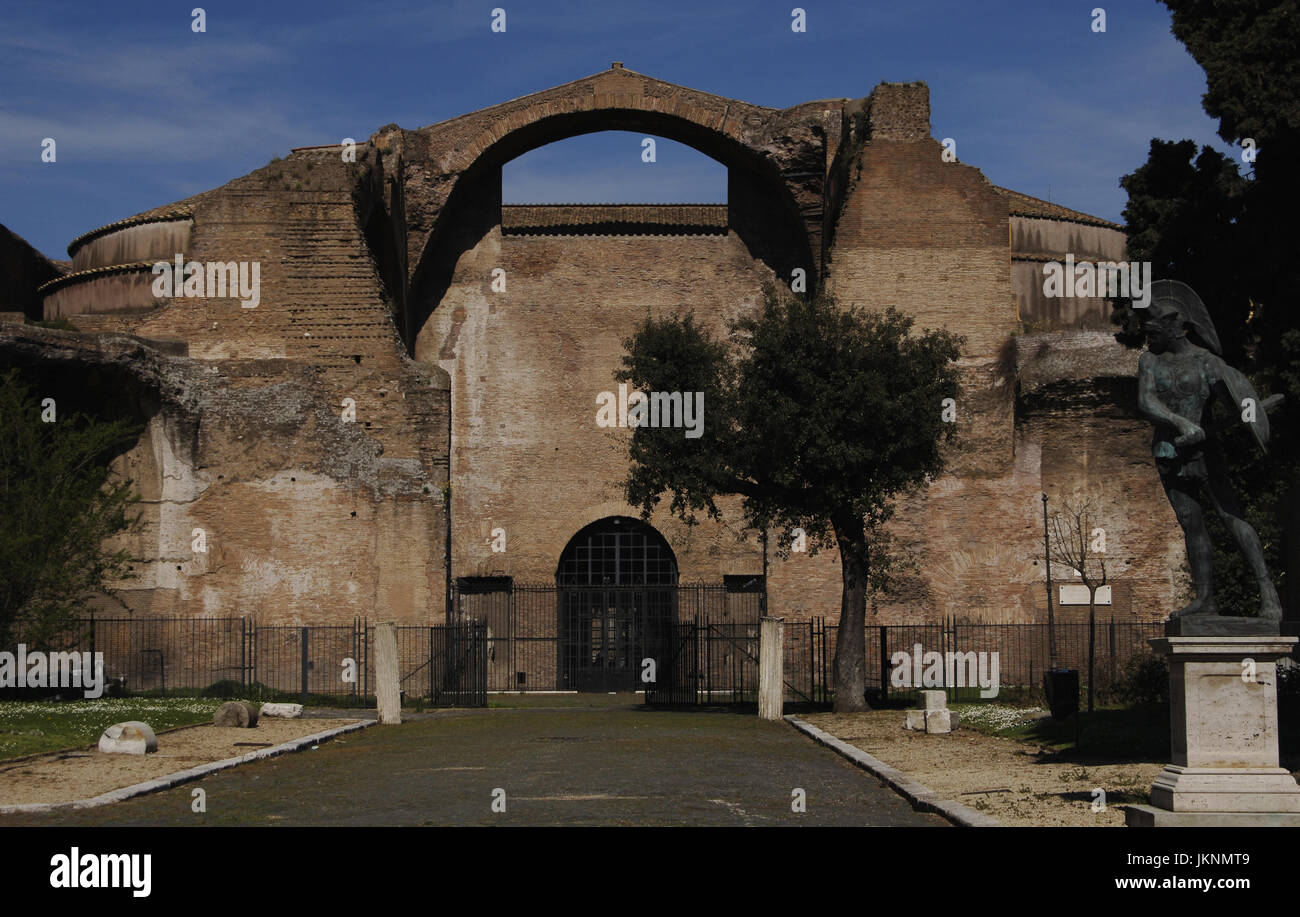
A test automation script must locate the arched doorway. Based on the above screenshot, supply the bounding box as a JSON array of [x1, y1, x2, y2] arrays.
[[556, 516, 678, 692]]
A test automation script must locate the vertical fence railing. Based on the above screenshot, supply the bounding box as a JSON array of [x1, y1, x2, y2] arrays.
[[1, 608, 1168, 709], [0, 616, 487, 707]]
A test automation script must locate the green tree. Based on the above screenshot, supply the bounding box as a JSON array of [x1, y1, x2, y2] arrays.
[[0, 369, 142, 648], [1113, 139, 1249, 358], [616, 284, 963, 711], [1112, 0, 1300, 615]]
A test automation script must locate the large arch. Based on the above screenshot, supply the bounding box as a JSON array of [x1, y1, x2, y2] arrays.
[[555, 515, 679, 586], [388, 65, 841, 350]]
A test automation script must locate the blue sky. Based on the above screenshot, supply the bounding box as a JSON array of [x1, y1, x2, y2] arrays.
[[1, 0, 1239, 260]]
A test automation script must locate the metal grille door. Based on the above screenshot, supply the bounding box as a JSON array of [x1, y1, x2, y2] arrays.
[[556, 517, 678, 692]]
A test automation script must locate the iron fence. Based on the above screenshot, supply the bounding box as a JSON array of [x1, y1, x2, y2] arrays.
[[4, 616, 487, 707], [450, 582, 765, 693], [642, 616, 1165, 707], [857, 617, 1166, 706], [4, 603, 1167, 710]]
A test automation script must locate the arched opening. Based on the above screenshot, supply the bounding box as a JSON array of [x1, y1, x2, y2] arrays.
[[405, 108, 815, 355], [502, 131, 726, 205], [555, 516, 678, 691]]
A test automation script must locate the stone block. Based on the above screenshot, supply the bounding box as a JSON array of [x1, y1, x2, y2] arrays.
[[1126, 805, 1300, 827], [904, 704, 958, 733], [924, 709, 956, 734], [259, 702, 303, 718], [1138, 633, 1300, 825], [213, 700, 259, 728], [98, 721, 158, 755], [1149, 765, 1300, 813], [375, 622, 401, 725], [919, 690, 947, 711]]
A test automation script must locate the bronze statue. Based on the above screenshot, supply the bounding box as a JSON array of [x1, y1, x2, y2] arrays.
[[1136, 280, 1283, 620]]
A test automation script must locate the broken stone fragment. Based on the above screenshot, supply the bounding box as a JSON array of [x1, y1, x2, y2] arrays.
[[98, 721, 158, 755], [213, 700, 260, 727], [919, 690, 947, 711], [903, 693, 959, 734], [259, 702, 303, 718]]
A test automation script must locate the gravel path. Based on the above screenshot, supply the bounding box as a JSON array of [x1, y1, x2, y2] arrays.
[[0, 705, 946, 826]]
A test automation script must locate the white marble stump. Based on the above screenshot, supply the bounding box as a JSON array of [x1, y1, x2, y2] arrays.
[[1126, 631, 1300, 827], [904, 689, 957, 734]]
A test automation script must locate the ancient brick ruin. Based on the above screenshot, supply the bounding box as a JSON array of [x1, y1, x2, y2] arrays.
[[0, 64, 1181, 633]]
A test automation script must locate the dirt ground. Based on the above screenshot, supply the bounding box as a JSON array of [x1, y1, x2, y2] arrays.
[[802, 710, 1164, 827], [0, 717, 366, 807]]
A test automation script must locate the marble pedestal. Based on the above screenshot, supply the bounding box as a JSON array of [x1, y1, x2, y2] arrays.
[[1126, 625, 1300, 827]]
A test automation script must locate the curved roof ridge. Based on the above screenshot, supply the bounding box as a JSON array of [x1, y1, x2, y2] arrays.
[[414, 65, 778, 134], [996, 186, 1125, 230], [66, 212, 193, 258]]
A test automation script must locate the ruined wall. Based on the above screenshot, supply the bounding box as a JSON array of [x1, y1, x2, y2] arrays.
[[11, 70, 1187, 634], [0, 223, 64, 321], [1011, 215, 1128, 329], [416, 189, 772, 585], [764, 334, 1181, 626], [102, 363, 449, 625], [809, 85, 1177, 625], [21, 149, 453, 625]]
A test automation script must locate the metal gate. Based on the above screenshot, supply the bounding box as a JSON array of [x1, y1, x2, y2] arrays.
[[644, 621, 700, 704], [558, 586, 676, 691], [427, 622, 488, 706], [449, 577, 770, 692]]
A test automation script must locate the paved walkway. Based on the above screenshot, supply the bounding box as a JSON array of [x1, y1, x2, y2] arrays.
[[0, 702, 946, 826]]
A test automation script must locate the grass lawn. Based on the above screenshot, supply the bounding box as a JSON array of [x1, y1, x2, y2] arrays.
[[0, 698, 223, 761], [954, 701, 1171, 761], [956, 697, 1300, 773]]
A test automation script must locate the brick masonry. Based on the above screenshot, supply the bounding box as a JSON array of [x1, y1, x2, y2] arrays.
[[1, 66, 1178, 629]]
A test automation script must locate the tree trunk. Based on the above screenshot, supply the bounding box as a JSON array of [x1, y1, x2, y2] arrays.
[[832, 514, 870, 712], [1087, 597, 1096, 714]]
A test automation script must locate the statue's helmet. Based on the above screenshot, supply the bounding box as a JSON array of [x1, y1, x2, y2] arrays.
[[1146, 279, 1222, 355]]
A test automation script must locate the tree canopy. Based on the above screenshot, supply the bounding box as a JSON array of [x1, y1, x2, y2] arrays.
[[1112, 0, 1300, 616], [617, 283, 963, 710], [0, 369, 142, 648]]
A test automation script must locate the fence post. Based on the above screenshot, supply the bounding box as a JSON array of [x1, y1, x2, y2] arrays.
[[375, 621, 402, 724], [300, 626, 309, 705], [434, 621, 444, 702], [758, 616, 784, 720]]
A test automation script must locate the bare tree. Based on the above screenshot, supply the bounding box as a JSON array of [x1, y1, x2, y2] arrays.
[[1048, 499, 1109, 713]]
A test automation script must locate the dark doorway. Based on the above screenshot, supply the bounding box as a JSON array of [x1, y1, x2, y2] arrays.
[[556, 517, 678, 692]]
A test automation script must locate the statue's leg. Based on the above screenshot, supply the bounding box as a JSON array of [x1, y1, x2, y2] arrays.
[[1204, 468, 1283, 619], [1164, 475, 1217, 616]]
